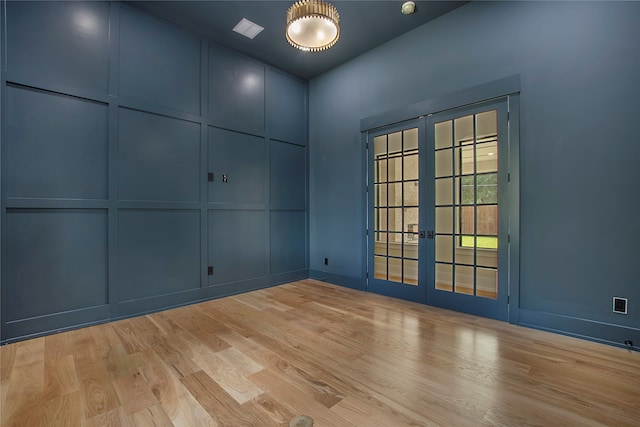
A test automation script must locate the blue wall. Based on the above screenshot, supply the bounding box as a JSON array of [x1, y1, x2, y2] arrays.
[[309, 1, 640, 346], [0, 1, 308, 343]]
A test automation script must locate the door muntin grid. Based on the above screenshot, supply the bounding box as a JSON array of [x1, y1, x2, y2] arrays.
[[373, 128, 419, 286], [434, 110, 499, 299]]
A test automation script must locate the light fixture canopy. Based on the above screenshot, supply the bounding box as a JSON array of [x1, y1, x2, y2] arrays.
[[286, 0, 340, 52]]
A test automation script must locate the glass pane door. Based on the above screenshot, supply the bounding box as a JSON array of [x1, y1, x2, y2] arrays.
[[368, 122, 425, 303], [428, 101, 509, 321]]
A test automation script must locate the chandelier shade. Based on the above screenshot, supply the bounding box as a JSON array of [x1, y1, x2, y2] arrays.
[[286, 0, 340, 52]]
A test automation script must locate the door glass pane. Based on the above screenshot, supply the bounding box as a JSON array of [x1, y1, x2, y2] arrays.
[[477, 142, 498, 173], [404, 154, 418, 180], [435, 207, 453, 234], [388, 132, 402, 154], [456, 145, 474, 175], [374, 255, 387, 280], [404, 207, 419, 233], [403, 182, 419, 206], [454, 115, 473, 145], [404, 259, 418, 286], [476, 267, 497, 299], [435, 149, 452, 177], [435, 120, 452, 150], [476, 173, 497, 204], [476, 110, 497, 138], [389, 156, 402, 181], [455, 242, 473, 265], [404, 240, 418, 258], [477, 248, 498, 268], [476, 205, 498, 236], [389, 257, 402, 283], [388, 183, 403, 206], [460, 206, 475, 235], [404, 128, 418, 150], [455, 265, 474, 295], [375, 159, 388, 183], [374, 236, 387, 256], [388, 232, 403, 244], [374, 135, 387, 156], [435, 178, 453, 206], [460, 175, 474, 205], [435, 235, 453, 263], [388, 208, 403, 232], [435, 263, 453, 291], [375, 184, 387, 207], [375, 208, 388, 231]]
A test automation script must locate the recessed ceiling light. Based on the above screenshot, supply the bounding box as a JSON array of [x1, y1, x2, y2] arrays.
[[233, 18, 264, 40]]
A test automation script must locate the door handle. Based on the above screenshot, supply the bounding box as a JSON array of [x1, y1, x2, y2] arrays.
[[420, 230, 434, 239]]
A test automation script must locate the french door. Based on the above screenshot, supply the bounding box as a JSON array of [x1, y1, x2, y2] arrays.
[[426, 100, 509, 321], [367, 120, 427, 303], [367, 99, 510, 321]]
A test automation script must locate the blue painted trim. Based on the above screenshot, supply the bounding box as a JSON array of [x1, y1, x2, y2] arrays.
[[5, 72, 113, 106], [518, 308, 640, 351], [0, 0, 6, 344], [3, 305, 110, 343], [269, 269, 309, 287], [361, 75, 521, 132], [309, 269, 366, 291], [360, 131, 368, 291], [111, 271, 308, 321], [507, 94, 520, 325]]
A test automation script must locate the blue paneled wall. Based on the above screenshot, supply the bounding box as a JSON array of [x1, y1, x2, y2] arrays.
[[1, 2, 308, 343], [309, 1, 640, 347]]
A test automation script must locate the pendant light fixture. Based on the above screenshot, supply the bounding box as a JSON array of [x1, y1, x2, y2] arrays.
[[286, 0, 340, 52]]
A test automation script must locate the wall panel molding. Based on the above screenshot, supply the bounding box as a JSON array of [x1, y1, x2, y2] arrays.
[[1, 1, 309, 343]]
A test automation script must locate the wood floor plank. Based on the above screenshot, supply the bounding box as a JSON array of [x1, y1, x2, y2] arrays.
[[112, 372, 158, 415], [86, 406, 134, 427], [134, 348, 217, 426], [330, 395, 432, 427], [0, 343, 17, 381], [170, 306, 231, 353], [1, 279, 638, 426], [249, 368, 353, 426], [129, 404, 175, 427], [192, 351, 264, 405], [2, 390, 84, 427], [102, 343, 140, 380], [2, 339, 45, 424], [44, 354, 80, 399], [245, 393, 298, 426], [147, 333, 201, 379], [180, 370, 264, 426], [220, 330, 345, 409], [74, 356, 121, 418]]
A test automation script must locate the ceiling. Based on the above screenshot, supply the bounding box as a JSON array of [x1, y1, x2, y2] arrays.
[[131, 1, 468, 80]]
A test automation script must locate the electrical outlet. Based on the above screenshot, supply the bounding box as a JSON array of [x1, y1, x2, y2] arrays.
[[613, 297, 628, 314], [624, 340, 633, 348]]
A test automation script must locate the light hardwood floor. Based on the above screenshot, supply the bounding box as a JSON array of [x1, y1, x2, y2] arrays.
[[1, 279, 638, 426]]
